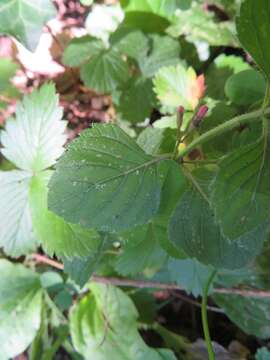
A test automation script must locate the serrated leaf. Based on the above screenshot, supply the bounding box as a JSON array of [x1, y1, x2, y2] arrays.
[[48, 124, 173, 232], [70, 283, 176, 359], [168, 3, 236, 46], [30, 171, 101, 259], [111, 27, 149, 61], [211, 137, 270, 242], [115, 223, 167, 276], [63, 234, 110, 287], [0, 260, 43, 359], [0, 0, 56, 51], [214, 294, 270, 339], [169, 186, 267, 269], [153, 64, 205, 113], [0, 170, 37, 257], [138, 35, 180, 78], [63, 36, 104, 67], [225, 69, 266, 106], [137, 127, 176, 155], [118, 76, 156, 123], [167, 258, 213, 297], [1, 83, 66, 172], [236, 0, 270, 79], [81, 47, 129, 93]]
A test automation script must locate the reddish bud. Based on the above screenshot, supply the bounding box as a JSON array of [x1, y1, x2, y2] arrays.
[[177, 106, 185, 128], [192, 105, 208, 128]]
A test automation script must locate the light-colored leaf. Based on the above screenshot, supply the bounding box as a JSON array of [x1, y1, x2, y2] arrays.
[[30, 171, 102, 258], [48, 124, 173, 232], [1, 83, 66, 172], [0, 0, 56, 51], [70, 283, 176, 359], [0, 260, 43, 359], [0, 170, 37, 257], [153, 64, 205, 113]]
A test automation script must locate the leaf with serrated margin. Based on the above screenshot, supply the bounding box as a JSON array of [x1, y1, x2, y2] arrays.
[[0, 170, 37, 257], [1, 83, 66, 172], [30, 171, 101, 259], [236, 0, 270, 79], [48, 124, 174, 232], [169, 186, 267, 270], [211, 136, 270, 242], [0, 260, 43, 359], [0, 0, 56, 51]]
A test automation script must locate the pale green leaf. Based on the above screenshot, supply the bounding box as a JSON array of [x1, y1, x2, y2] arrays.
[[0, 58, 19, 109], [0, 0, 56, 51], [70, 283, 176, 359], [30, 170, 101, 259], [236, 0, 270, 79], [153, 64, 205, 113], [168, 3, 236, 47], [0, 170, 37, 257], [1, 83, 66, 172], [0, 260, 43, 359], [48, 124, 173, 232]]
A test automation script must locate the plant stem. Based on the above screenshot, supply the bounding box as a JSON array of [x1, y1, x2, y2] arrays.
[[201, 270, 217, 360], [177, 107, 270, 159]]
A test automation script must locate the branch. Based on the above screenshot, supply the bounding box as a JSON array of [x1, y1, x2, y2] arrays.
[[30, 254, 270, 299], [178, 107, 270, 159]]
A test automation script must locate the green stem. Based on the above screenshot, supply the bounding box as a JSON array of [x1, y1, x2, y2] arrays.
[[201, 270, 217, 360], [177, 106, 270, 160]]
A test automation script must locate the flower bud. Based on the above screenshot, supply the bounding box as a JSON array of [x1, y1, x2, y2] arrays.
[[192, 105, 208, 128], [177, 106, 185, 128]]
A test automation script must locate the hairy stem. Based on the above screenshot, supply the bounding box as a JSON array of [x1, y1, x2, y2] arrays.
[[178, 107, 270, 159], [201, 270, 217, 360]]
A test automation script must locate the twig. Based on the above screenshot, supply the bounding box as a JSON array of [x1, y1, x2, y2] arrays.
[[30, 253, 270, 299], [172, 292, 224, 314]]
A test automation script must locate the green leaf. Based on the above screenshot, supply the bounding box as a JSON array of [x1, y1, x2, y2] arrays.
[[256, 347, 270, 360], [138, 35, 181, 78], [0, 58, 19, 109], [137, 127, 176, 155], [0, 170, 37, 257], [225, 69, 266, 106], [0, 260, 43, 359], [211, 137, 270, 243], [115, 223, 168, 276], [70, 283, 176, 359], [30, 171, 102, 258], [169, 186, 266, 269], [0, 0, 56, 51], [153, 64, 205, 113], [168, 3, 236, 47], [63, 36, 104, 67], [236, 0, 270, 79], [167, 258, 213, 297], [63, 235, 110, 287], [1, 83, 66, 172], [80, 47, 129, 93], [118, 76, 156, 123], [111, 27, 149, 61], [48, 124, 172, 232], [214, 293, 270, 339]]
